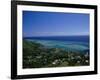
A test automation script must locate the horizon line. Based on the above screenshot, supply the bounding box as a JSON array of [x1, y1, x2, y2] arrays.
[[23, 35, 89, 37]]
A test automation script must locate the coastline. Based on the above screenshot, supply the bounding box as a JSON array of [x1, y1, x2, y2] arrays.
[[23, 40, 89, 69]]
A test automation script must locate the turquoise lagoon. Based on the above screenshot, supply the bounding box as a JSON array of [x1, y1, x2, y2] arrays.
[[24, 36, 89, 52]]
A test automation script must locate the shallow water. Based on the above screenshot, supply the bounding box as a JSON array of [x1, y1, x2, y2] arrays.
[[25, 39, 89, 51]]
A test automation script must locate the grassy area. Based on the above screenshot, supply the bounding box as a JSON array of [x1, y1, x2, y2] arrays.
[[23, 40, 89, 68]]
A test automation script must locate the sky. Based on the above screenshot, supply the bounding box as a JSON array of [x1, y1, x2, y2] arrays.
[[23, 11, 89, 37]]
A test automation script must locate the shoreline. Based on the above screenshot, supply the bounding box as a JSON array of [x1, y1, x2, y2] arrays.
[[23, 40, 90, 69]]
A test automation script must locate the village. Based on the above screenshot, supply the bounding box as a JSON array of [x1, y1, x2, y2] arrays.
[[23, 40, 89, 68]]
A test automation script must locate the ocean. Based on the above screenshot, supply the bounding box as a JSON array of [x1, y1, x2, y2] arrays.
[[24, 35, 89, 52]]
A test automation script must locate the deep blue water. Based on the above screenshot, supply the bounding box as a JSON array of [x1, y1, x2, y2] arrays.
[[24, 36, 89, 42], [24, 35, 89, 52]]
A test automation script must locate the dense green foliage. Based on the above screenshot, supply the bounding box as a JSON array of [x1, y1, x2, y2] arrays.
[[23, 40, 89, 68]]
